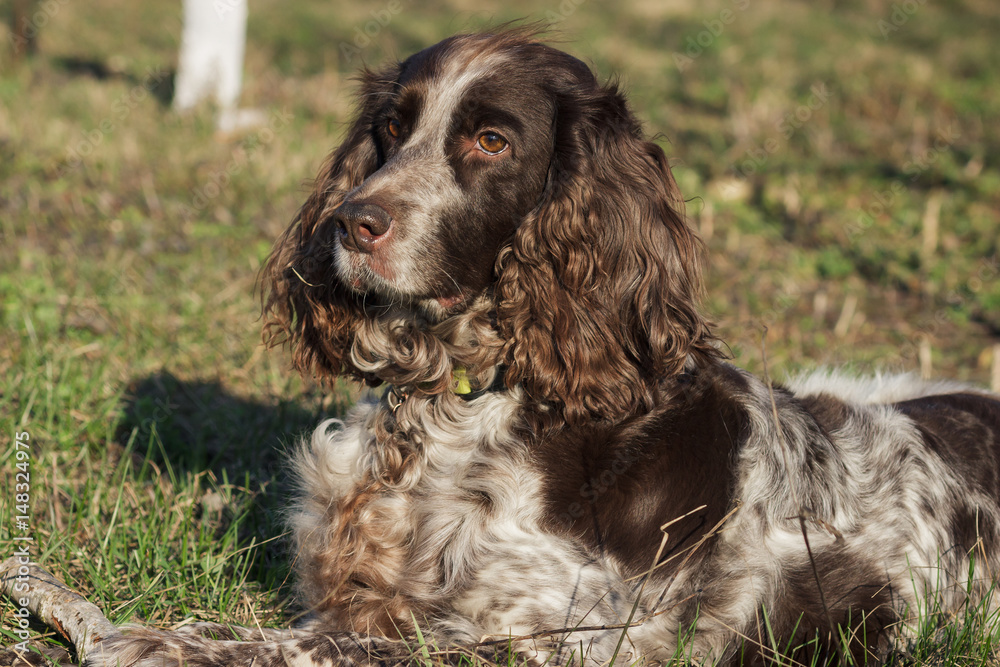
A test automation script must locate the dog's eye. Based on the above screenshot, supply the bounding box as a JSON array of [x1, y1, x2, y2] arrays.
[[387, 118, 401, 138], [476, 132, 508, 155]]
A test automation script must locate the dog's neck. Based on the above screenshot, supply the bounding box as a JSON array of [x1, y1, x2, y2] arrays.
[[385, 364, 509, 414]]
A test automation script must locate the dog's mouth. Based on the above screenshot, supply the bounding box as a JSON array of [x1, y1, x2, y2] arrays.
[[435, 294, 464, 309], [334, 233, 471, 320], [343, 269, 467, 320]]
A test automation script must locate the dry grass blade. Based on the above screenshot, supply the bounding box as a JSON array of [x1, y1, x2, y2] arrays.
[[470, 621, 643, 649], [760, 327, 843, 665]]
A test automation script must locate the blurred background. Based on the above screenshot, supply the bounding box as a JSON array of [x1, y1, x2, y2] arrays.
[[1, 0, 998, 652]]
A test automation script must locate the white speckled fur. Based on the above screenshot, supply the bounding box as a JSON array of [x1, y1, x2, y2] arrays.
[[291, 390, 644, 664]]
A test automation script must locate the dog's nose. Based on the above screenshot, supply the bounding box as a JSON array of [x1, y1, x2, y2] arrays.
[[333, 202, 392, 253]]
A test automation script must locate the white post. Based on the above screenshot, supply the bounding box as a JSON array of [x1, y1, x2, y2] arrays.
[[174, 0, 260, 132]]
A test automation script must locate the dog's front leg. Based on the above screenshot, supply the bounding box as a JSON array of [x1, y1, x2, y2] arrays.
[[86, 628, 408, 667], [0, 558, 411, 667]]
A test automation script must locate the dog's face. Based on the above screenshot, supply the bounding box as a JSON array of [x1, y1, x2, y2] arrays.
[[331, 35, 584, 320], [264, 29, 719, 421]]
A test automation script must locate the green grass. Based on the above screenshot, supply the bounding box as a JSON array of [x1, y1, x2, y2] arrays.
[[1, 0, 999, 664]]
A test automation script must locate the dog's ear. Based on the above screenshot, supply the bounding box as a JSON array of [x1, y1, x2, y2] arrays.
[[496, 81, 719, 425], [261, 68, 394, 385]]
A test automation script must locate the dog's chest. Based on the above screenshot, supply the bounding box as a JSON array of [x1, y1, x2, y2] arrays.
[[294, 391, 544, 626]]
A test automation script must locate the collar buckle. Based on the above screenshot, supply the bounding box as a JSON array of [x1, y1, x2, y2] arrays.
[[387, 385, 410, 415]]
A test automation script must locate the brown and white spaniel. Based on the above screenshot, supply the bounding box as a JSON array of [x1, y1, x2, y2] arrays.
[[75, 28, 1000, 667]]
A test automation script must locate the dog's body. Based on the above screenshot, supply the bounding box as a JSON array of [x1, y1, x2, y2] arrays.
[[78, 29, 1000, 666], [283, 364, 1000, 667]]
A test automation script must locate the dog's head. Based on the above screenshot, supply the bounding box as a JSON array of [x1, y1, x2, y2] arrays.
[[263, 29, 719, 424]]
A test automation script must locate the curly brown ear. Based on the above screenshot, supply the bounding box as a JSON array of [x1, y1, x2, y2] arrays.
[[261, 68, 393, 385], [496, 82, 720, 425]]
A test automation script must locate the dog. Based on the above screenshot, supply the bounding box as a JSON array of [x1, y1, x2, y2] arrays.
[[64, 28, 1000, 667]]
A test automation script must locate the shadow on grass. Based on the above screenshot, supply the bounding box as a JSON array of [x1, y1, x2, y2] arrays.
[[116, 371, 328, 483], [114, 371, 333, 588]]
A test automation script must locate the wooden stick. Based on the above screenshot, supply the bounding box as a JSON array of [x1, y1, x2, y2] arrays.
[[0, 557, 119, 661]]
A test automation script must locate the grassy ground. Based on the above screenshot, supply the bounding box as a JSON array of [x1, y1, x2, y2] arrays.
[[0, 0, 998, 663]]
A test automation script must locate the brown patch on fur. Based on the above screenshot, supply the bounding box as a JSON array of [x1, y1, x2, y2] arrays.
[[734, 545, 896, 667], [897, 393, 1000, 496], [951, 503, 1000, 568], [536, 363, 748, 577], [798, 392, 851, 437], [896, 393, 1000, 562]]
